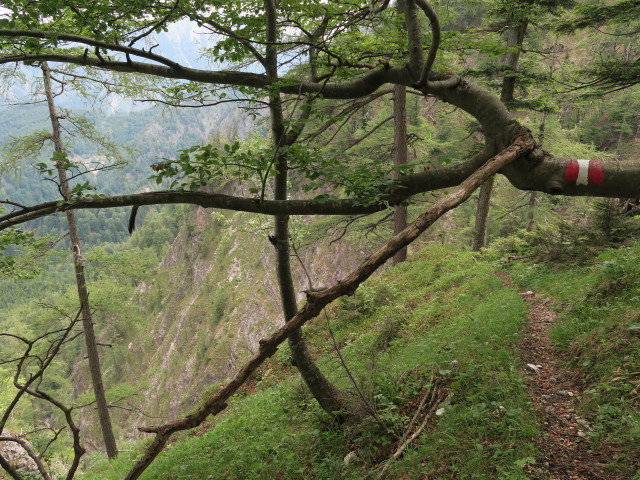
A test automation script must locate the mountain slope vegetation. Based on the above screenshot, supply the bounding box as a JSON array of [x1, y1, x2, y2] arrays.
[[0, 0, 638, 477], [75, 234, 638, 479]]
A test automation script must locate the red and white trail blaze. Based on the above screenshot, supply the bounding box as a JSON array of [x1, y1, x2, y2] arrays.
[[564, 159, 604, 186]]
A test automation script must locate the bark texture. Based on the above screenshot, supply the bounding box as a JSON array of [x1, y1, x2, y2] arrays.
[[392, 84, 408, 265], [42, 63, 118, 459]]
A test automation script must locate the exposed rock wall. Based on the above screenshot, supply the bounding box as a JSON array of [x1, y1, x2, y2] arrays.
[[104, 206, 370, 439], [0, 434, 38, 475]]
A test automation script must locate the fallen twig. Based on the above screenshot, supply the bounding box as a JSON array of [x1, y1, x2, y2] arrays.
[[375, 390, 453, 479]]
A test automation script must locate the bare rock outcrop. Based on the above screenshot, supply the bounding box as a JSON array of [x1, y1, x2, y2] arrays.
[[0, 433, 39, 474]]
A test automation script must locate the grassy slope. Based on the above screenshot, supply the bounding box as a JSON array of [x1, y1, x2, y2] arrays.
[[83, 244, 538, 480]]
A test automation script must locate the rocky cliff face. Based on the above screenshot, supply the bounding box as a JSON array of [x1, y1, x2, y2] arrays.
[[104, 206, 369, 439], [0, 433, 38, 476]]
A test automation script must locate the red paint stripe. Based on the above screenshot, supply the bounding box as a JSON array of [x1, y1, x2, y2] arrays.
[[589, 160, 604, 185], [564, 159, 579, 182]]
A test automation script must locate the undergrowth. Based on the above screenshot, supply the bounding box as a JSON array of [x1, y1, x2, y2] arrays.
[[81, 245, 536, 479]]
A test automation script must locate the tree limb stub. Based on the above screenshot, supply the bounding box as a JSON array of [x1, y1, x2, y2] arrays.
[[123, 126, 535, 480]]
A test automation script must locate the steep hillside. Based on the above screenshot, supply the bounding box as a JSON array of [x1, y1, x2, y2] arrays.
[[77, 238, 640, 480], [82, 244, 538, 479], [3, 208, 638, 479], [80, 204, 372, 441]]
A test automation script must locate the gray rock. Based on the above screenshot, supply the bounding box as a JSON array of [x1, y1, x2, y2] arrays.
[[344, 451, 358, 466], [0, 435, 39, 473]]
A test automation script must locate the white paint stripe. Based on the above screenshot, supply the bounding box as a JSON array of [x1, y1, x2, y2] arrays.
[[576, 159, 590, 186]]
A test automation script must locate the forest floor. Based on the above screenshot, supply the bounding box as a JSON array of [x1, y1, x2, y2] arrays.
[[498, 271, 628, 480]]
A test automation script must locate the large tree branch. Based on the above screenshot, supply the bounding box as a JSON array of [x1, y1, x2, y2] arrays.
[[0, 192, 381, 230], [0, 29, 517, 148], [0, 29, 505, 128], [414, 0, 440, 88], [503, 154, 640, 197], [0, 29, 185, 70], [122, 126, 534, 480], [0, 50, 403, 99], [1, 151, 637, 231]]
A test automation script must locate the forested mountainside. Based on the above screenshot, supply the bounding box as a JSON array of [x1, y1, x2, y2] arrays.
[[73, 241, 638, 480], [1, 0, 639, 479], [0, 103, 252, 245]]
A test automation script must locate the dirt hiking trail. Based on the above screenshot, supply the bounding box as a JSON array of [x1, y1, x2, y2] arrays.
[[497, 272, 628, 480]]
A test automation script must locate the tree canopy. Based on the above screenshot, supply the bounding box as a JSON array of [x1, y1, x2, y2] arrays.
[[0, 0, 637, 235]]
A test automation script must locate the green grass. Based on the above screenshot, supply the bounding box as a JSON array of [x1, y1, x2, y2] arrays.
[[81, 244, 538, 480]]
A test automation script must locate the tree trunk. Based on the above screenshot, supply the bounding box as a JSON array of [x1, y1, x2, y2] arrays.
[[272, 145, 346, 417], [470, 176, 494, 251], [263, 0, 345, 417], [392, 84, 408, 265], [41, 63, 118, 459], [526, 192, 537, 232], [471, 18, 529, 251], [500, 20, 529, 104], [274, 214, 346, 416], [527, 111, 546, 232]]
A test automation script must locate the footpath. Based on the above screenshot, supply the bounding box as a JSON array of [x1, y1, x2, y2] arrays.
[[512, 279, 626, 480]]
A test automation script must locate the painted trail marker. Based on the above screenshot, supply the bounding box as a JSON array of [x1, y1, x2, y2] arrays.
[[564, 159, 604, 186]]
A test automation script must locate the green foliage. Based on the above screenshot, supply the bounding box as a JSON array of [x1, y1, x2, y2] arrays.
[[555, 1, 640, 93], [490, 222, 602, 264], [484, 193, 640, 265], [1, 1, 639, 476], [150, 137, 277, 192], [0, 226, 50, 278], [574, 90, 640, 149], [129, 206, 182, 257], [556, 0, 640, 33], [0, 367, 14, 413], [591, 199, 640, 243]]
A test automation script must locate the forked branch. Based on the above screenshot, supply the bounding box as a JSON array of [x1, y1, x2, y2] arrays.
[[0, 308, 85, 480]]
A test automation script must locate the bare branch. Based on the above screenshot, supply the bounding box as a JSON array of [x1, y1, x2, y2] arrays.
[[122, 126, 534, 480], [414, 0, 441, 88], [0, 29, 184, 70], [0, 308, 86, 480]]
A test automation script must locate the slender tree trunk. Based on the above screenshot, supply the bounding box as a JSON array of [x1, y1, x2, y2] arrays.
[[271, 125, 346, 417], [526, 192, 537, 232], [471, 175, 494, 251], [392, 84, 408, 265], [392, 0, 409, 265], [41, 63, 118, 459], [500, 21, 529, 104], [264, 0, 345, 417], [471, 18, 529, 251]]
